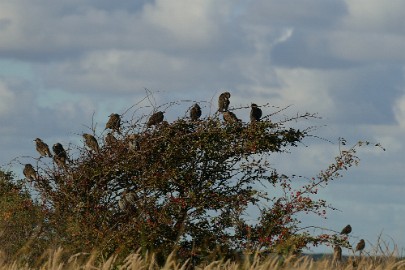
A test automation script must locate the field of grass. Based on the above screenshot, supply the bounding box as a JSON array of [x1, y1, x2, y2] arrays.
[[1, 248, 405, 270]]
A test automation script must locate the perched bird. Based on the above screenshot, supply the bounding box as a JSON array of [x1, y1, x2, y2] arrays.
[[218, 92, 231, 112], [52, 143, 67, 162], [355, 239, 365, 252], [125, 191, 137, 205], [223, 111, 240, 123], [83, 133, 100, 153], [250, 103, 262, 122], [118, 197, 127, 211], [147, 111, 164, 127], [127, 134, 140, 151], [23, 164, 37, 181], [333, 246, 342, 263], [190, 103, 202, 121], [34, 138, 52, 157], [105, 113, 121, 133], [105, 132, 118, 146], [118, 190, 137, 211], [340, 224, 352, 235]]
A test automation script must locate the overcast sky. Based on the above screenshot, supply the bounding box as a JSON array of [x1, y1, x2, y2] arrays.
[[0, 0, 404, 254]]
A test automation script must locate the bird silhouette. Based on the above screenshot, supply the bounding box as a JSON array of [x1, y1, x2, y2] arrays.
[[53, 143, 67, 162], [190, 103, 202, 121], [106, 113, 121, 133], [223, 111, 240, 123], [105, 132, 118, 146], [250, 103, 262, 122], [118, 197, 127, 211], [147, 111, 164, 127], [23, 164, 37, 181], [340, 224, 352, 235], [355, 239, 365, 252], [118, 190, 137, 211], [83, 134, 100, 153], [127, 134, 140, 151], [218, 92, 231, 112], [125, 191, 137, 205], [53, 143, 67, 168], [34, 138, 52, 157]]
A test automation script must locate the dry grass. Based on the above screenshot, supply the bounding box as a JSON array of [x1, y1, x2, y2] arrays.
[[1, 248, 405, 270]]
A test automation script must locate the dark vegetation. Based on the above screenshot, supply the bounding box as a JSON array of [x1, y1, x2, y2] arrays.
[[0, 92, 381, 266]]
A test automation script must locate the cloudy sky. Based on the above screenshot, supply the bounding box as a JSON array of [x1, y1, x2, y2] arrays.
[[1, 0, 404, 254]]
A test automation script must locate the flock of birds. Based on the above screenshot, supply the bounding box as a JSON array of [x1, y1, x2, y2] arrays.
[[22, 91, 264, 214], [333, 224, 366, 263], [23, 92, 262, 182], [22, 139, 68, 181]]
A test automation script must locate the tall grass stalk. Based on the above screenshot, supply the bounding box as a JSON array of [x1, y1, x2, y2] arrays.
[[0, 248, 405, 270]]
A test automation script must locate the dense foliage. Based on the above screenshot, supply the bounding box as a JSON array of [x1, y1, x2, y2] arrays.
[[0, 170, 44, 263]]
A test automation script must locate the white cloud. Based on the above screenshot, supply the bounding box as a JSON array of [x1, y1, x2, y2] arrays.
[[393, 93, 405, 128], [343, 0, 405, 34], [245, 0, 347, 27], [323, 0, 405, 64], [0, 2, 145, 58], [142, 0, 230, 46], [328, 31, 405, 63], [0, 81, 16, 116], [36, 49, 219, 94], [272, 68, 336, 115]]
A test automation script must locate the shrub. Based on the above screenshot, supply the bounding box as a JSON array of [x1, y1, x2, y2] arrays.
[[0, 169, 45, 263], [17, 96, 380, 263]]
